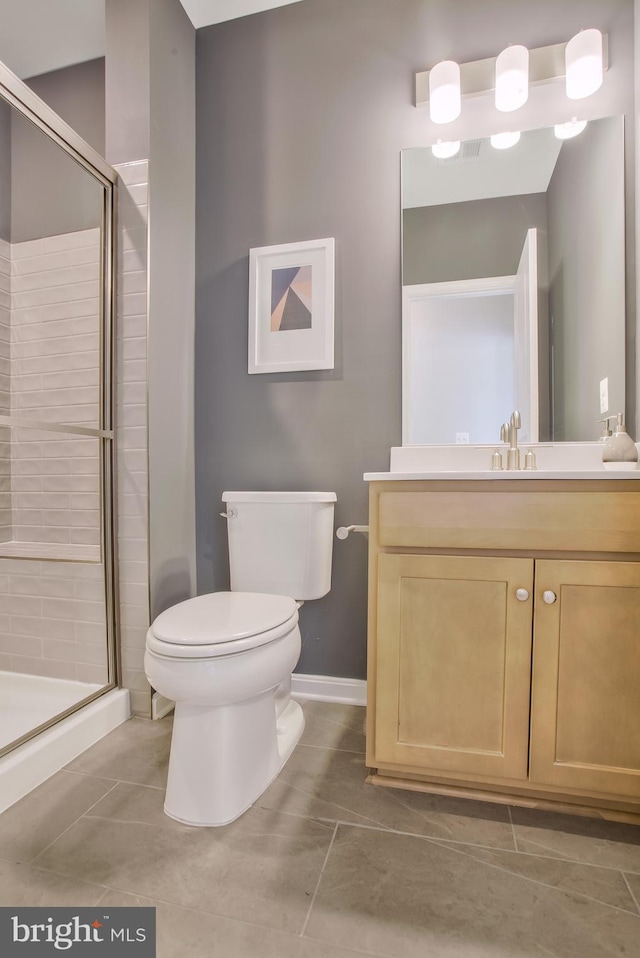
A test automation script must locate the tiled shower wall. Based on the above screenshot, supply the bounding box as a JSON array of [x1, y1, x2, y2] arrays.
[[0, 557, 107, 682], [0, 237, 10, 542], [0, 227, 107, 683], [10, 229, 101, 547], [115, 160, 151, 717]]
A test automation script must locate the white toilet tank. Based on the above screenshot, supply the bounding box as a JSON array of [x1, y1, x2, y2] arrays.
[[222, 491, 336, 600]]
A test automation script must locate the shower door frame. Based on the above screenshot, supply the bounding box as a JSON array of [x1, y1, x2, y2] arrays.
[[0, 62, 120, 758]]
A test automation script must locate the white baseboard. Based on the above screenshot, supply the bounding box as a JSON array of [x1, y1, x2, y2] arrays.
[[151, 691, 175, 720], [291, 673, 366, 706], [149, 676, 366, 718]]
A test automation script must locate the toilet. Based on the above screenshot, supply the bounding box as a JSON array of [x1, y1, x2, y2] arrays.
[[144, 490, 336, 827]]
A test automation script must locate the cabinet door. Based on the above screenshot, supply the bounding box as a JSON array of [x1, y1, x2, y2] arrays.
[[374, 554, 534, 779], [530, 560, 640, 799]]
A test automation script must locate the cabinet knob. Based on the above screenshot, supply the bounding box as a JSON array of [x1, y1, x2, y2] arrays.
[[515, 588, 530, 601], [542, 590, 557, 604]]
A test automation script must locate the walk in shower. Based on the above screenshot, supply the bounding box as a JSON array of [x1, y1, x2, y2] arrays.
[[0, 62, 121, 794]]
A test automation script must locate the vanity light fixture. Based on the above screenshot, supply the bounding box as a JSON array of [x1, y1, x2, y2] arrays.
[[490, 131, 521, 150], [431, 139, 461, 159], [417, 34, 607, 121], [554, 117, 588, 139], [565, 29, 603, 99], [428, 60, 461, 124], [495, 45, 529, 112]]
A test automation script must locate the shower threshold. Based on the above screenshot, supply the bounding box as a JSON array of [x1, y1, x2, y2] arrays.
[[0, 671, 102, 751], [0, 680, 130, 814]]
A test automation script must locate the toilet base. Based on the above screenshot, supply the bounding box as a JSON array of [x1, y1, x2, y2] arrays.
[[164, 694, 304, 827]]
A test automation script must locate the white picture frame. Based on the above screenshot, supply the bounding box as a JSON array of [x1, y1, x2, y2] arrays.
[[248, 237, 335, 373]]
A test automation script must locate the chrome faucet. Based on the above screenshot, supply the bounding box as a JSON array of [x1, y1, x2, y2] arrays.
[[501, 410, 522, 470]]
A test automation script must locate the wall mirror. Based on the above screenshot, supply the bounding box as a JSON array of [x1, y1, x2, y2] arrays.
[[402, 115, 625, 445]]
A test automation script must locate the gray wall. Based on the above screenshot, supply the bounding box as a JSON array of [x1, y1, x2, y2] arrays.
[[0, 99, 11, 243], [12, 59, 105, 243], [105, 0, 197, 619], [403, 194, 548, 285], [105, 0, 150, 164], [148, 0, 197, 616], [548, 118, 626, 440], [25, 58, 105, 154], [195, 0, 635, 681]]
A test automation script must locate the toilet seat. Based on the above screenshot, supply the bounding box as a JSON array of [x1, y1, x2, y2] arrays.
[[146, 591, 298, 659]]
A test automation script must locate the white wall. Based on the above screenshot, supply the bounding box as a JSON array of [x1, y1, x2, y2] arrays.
[[408, 293, 514, 444], [115, 159, 152, 717]]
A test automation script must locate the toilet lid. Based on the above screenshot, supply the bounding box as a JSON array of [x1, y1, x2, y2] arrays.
[[150, 592, 297, 646]]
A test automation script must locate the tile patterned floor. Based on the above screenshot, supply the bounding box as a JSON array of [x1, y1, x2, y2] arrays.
[[0, 700, 639, 957]]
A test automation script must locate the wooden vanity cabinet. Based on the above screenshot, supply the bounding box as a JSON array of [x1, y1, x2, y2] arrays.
[[366, 480, 640, 819]]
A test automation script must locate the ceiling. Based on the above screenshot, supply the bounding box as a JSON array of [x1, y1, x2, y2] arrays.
[[0, 0, 305, 79]]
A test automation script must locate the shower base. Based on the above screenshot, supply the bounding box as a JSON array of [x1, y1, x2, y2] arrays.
[[0, 672, 130, 814]]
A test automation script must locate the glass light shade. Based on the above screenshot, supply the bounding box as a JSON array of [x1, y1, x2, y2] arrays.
[[429, 60, 461, 124], [495, 45, 529, 112], [431, 139, 460, 159], [554, 118, 588, 140], [565, 29, 603, 99], [490, 131, 521, 150]]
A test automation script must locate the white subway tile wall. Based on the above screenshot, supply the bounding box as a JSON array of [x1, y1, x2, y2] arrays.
[[115, 160, 151, 717], [10, 229, 101, 547], [0, 238, 10, 542], [0, 557, 108, 682]]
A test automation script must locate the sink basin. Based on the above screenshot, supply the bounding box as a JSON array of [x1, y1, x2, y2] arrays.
[[363, 443, 640, 481]]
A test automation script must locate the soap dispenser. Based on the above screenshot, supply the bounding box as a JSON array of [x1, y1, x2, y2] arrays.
[[602, 413, 638, 469]]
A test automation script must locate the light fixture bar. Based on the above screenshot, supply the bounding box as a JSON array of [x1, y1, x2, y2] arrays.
[[416, 36, 608, 109]]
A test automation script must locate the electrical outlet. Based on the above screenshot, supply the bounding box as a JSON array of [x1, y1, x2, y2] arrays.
[[456, 432, 470, 444], [600, 377, 609, 415]]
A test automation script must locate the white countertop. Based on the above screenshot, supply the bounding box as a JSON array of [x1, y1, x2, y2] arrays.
[[364, 444, 640, 481]]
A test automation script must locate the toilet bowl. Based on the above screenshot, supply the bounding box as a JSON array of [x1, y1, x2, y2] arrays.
[[145, 591, 304, 827], [145, 490, 336, 827]]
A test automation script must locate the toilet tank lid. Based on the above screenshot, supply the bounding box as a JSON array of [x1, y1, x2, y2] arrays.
[[150, 592, 298, 645], [222, 491, 336, 503]]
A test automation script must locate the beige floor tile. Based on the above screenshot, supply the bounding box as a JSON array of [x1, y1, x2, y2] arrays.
[[623, 872, 640, 913], [300, 702, 366, 753], [33, 787, 335, 935], [85, 781, 168, 826], [428, 840, 638, 913], [0, 770, 115, 864], [0, 858, 105, 906], [5, 699, 640, 955], [65, 716, 172, 788], [305, 825, 640, 958], [261, 744, 515, 849], [96, 889, 376, 958], [511, 808, 640, 873]]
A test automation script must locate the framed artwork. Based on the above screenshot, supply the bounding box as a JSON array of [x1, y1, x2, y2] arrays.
[[248, 237, 335, 373]]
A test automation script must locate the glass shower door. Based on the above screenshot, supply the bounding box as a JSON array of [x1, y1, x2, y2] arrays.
[[0, 63, 117, 757]]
